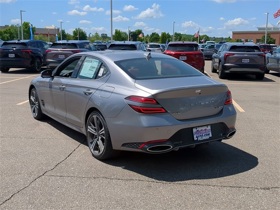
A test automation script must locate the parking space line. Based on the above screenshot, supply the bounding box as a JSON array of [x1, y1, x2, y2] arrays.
[[0, 75, 35, 85], [17, 100, 29, 105], [233, 99, 245, 112]]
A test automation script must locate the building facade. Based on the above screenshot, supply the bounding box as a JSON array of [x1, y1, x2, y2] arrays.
[[232, 24, 280, 45]]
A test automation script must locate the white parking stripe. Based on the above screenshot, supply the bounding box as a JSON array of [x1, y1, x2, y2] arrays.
[[17, 100, 29, 105], [233, 99, 245, 112], [0, 75, 35, 85]]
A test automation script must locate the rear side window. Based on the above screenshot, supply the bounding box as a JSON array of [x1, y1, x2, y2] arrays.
[[229, 46, 261, 52], [167, 44, 199, 52]]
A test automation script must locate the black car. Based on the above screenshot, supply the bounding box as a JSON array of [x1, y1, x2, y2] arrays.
[[45, 40, 92, 69], [107, 41, 147, 51], [0, 40, 49, 72], [211, 42, 266, 80]]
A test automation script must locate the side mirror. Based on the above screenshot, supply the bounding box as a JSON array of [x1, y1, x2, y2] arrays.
[[41, 69, 53, 78]]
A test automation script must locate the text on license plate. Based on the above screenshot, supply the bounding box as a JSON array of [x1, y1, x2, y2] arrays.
[[9, 54, 15, 58], [58, 55, 65, 59], [193, 125, 212, 141], [242, 58, 249, 63], [179, 56, 187, 60]]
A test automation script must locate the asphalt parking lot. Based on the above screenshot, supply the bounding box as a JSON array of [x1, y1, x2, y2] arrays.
[[0, 61, 279, 210]]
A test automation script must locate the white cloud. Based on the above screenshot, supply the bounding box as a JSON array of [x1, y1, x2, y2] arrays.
[[113, 15, 129, 22], [224, 18, 249, 27], [68, 0, 79, 5], [83, 5, 104, 12], [91, 27, 106, 32], [181, 21, 198, 28], [10, 19, 20, 24], [134, 22, 146, 27], [68, 10, 87, 16], [105, 10, 121, 15], [123, 5, 138, 12], [220, 17, 225, 21], [135, 3, 163, 19], [212, 0, 236, 3], [0, 0, 16, 3], [79, 20, 92, 24]]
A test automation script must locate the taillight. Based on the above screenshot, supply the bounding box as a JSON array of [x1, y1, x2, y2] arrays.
[[224, 90, 232, 105], [21, 49, 32, 54], [71, 50, 81, 53], [125, 96, 166, 114], [45, 49, 53, 53], [224, 53, 234, 61]]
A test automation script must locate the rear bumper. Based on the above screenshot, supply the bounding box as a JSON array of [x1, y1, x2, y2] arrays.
[[0, 59, 32, 68], [223, 64, 266, 74]]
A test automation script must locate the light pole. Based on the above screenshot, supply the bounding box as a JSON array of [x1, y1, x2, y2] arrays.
[[17, 24, 20, 40], [110, 0, 113, 41], [59, 21, 63, 41], [20, 10, 26, 40], [172, 21, 175, 41], [128, 26, 130, 41], [264, 12, 269, 44]]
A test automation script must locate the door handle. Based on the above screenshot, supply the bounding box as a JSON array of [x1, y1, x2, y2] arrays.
[[59, 85, 66, 90], [83, 89, 93, 96]]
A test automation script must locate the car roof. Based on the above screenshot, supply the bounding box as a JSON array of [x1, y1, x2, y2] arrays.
[[223, 42, 258, 46], [55, 40, 90, 43], [74, 50, 176, 62], [168, 41, 198, 45]]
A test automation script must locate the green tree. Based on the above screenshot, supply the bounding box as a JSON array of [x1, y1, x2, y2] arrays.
[[160, 32, 167, 44], [149, 32, 160, 43], [113, 29, 126, 41], [73, 28, 87, 40], [260, 34, 275, 44]]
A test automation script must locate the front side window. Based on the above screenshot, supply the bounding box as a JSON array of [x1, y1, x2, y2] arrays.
[[56, 57, 82, 77], [77, 57, 101, 79]]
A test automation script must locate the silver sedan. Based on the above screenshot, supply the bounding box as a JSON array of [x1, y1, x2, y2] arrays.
[[29, 50, 237, 160]]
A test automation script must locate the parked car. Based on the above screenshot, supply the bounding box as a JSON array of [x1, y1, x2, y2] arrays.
[[266, 46, 280, 74], [258, 44, 274, 54], [45, 40, 91, 69], [91, 43, 107, 51], [199, 43, 207, 52], [211, 42, 266, 80], [164, 41, 205, 73], [146, 43, 164, 52], [203, 43, 223, 60], [29, 50, 237, 160], [107, 41, 147, 51], [0, 40, 49, 72]]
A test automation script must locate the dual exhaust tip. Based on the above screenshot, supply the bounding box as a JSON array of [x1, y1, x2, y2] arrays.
[[141, 129, 236, 153]]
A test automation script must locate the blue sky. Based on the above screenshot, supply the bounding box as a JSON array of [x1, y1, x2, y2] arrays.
[[0, 0, 279, 38]]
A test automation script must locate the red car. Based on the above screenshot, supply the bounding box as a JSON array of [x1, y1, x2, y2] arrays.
[[164, 41, 205, 73]]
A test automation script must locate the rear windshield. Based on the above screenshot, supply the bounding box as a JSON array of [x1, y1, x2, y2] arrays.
[[1, 42, 28, 48], [51, 42, 90, 49], [167, 44, 199, 52], [115, 57, 201, 80], [148, 44, 161, 48], [229, 46, 261, 52], [108, 44, 137, 50]]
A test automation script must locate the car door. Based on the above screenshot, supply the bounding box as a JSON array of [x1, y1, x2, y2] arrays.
[[65, 56, 109, 127], [50, 56, 84, 122]]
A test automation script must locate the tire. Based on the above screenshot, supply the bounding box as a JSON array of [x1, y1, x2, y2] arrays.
[[256, 73, 265, 80], [86, 111, 117, 160], [31, 58, 42, 72], [29, 87, 44, 120], [218, 63, 226, 79], [211, 62, 217, 73], [0, 67, 10, 73]]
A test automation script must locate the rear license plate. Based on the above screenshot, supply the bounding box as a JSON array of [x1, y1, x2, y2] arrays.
[[179, 56, 187, 60], [242, 58, 249, 63], [8, 54, 15, 58], [58, 55, 65, 59], [193, 125, 212, 141]]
